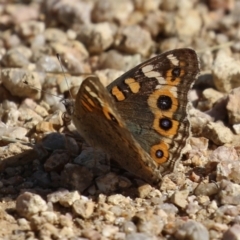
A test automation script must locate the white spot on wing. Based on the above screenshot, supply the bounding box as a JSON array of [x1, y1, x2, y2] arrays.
[[156, 76, 165, 85], [89, 78, 99, 90], [162, 137, 172, 144], [144, 70, 161, 78], [169, 86, 178, 98], [85, 86, 104, 106], [142, 64, 154, 73], [167, 54, 179, 66]]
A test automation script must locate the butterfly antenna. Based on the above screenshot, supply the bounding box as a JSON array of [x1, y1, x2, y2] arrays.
[[56, 54, 74, 125], [56, 53, 74, 100]]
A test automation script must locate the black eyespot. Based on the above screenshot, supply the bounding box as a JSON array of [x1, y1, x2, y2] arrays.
[[157, 95, 172, 110], [172, 67, 181, 77], [109, 113, 118, 124], [159, 118, 172, 130], [156, 149, 163, 158]]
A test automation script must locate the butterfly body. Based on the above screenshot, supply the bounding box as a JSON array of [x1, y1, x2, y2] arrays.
[[69, 48, 200, 183]]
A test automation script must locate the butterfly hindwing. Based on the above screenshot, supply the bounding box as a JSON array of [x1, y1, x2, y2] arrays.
[[107, 48, 200, 173]]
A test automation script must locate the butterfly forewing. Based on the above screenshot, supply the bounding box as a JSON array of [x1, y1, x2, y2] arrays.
[[72, 76, 162, 183]]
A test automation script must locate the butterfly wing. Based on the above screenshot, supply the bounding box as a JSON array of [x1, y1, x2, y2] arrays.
[[107, 48, 200, 175], [72, 76, 161, 183]]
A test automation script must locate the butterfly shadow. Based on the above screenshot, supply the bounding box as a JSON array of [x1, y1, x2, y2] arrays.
[[0, 131, 148, 204]]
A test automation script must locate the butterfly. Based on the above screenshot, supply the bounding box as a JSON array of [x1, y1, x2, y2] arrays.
[[64, 48, 200, 183]]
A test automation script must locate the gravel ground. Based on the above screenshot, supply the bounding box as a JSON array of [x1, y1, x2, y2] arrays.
[[1, 0, 240, 239]]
